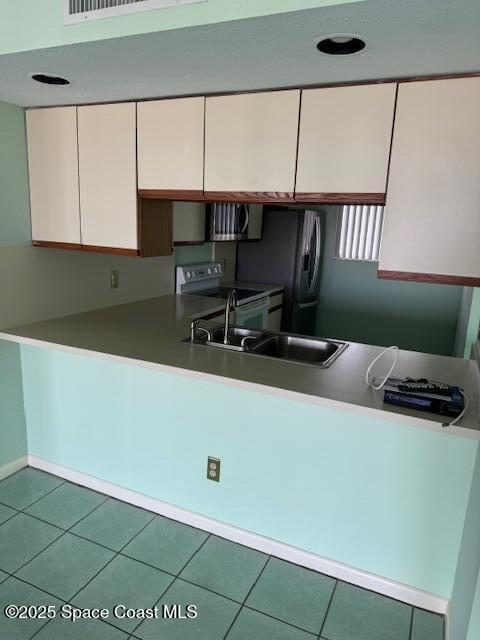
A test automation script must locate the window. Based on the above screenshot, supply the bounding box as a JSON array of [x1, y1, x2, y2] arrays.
[[335, 204, 385, 261]]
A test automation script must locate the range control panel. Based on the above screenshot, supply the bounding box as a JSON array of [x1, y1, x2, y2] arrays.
[[176, 262, 224, 293]]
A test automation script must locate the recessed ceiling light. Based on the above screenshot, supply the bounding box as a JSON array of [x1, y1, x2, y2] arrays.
[[317, 35, 366, 55], [31, 73, 70, 86]]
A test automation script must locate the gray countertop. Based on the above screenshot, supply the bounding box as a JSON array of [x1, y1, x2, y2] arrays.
[[185, 282, 284, 319], [1, 293, 479, 438]]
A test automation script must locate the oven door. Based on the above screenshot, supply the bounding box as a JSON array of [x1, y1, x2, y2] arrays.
[[235, 297, 270, 330]]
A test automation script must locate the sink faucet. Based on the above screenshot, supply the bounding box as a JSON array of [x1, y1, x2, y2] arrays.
[[190, 319, 212, 343], [224, 288, 237, 345]]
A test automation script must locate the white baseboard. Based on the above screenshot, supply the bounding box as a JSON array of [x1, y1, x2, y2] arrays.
[[0, 455, 28, 481], [28, 454, 449, 616]]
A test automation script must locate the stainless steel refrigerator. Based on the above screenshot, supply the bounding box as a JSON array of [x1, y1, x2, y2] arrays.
[[236, 207, 323, 336]]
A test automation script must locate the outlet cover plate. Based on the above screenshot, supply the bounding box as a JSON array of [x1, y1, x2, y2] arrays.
[[110, 270, 120, 289], [207, 457, 220, 482]]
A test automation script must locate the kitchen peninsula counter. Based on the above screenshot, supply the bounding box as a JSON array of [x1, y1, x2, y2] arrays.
[[1, 294, 479, 438]]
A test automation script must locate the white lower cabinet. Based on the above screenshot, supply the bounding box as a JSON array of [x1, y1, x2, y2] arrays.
[[267, 293, 283, 332], [267, 307, 283, 332]]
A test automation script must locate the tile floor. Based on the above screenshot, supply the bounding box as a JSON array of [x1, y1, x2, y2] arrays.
[[0, 467, 444, 640]]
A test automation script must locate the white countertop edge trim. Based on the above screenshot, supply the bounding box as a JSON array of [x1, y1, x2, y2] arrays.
[[2, 331, 479, 441]]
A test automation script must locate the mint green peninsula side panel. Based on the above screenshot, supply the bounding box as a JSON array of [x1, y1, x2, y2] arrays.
[[20, 345, 477, 600], [0, 341, 27, 469], [468, 572, 480, 640]]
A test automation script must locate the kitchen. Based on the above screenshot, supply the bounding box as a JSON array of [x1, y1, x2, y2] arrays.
[[0, 2, 480, 640]]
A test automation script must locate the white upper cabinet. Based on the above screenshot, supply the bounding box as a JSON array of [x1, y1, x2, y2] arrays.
[[137, 97, 205, 193], [204, 90, 300, 196], [26, 107, 81, 245], [296, 84, 397, 198], [379, 78, 480, 283], [78, 102, 137, 250]]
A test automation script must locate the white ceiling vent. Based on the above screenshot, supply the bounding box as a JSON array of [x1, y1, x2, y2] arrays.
[[64, 0, 206, 25]]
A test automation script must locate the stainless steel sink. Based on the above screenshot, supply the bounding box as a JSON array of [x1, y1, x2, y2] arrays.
[[208, 326, 267, 351], [185, 325, 348, 368], [250, 334, 347, 367]]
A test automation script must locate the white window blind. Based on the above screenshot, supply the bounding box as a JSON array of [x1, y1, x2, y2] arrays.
[[335, 205, 384, 261]]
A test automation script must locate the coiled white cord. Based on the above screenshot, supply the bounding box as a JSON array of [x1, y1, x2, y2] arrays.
[[444, 391, 468, 428], [365, 346, 400, 390], [365, 345, 468, 428]]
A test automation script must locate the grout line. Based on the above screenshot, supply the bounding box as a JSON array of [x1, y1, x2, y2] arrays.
[[2, 469, 441, 639], [241, 603, 319, 636], [0, 510, 20, 528], [62, 496, 112, 533], [0, 477, 67, 514], [318, 579, 338, 639], [11, 530, 67, 576], [129, 533, 212, 636], [10, 574, 70, 603], [408, 606, 414, 640], [222, 555, 271, 640], [0, 466, 27, 484], [67, 511, 157, 604]]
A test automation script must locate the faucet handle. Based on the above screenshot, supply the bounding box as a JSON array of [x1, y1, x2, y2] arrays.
[[191, 319, 211, 343], [241, 335, 257, 351], [190, 319, 200, 342]]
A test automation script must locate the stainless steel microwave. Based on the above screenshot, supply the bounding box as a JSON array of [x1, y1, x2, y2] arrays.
[[207, 203, 250, 241]]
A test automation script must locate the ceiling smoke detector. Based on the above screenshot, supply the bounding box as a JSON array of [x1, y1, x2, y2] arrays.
[[317, 35, 366, 55]]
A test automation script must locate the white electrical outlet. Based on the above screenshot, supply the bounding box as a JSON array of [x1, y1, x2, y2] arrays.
[[207, 457, 220, 482], [110, 270, 120, 289]]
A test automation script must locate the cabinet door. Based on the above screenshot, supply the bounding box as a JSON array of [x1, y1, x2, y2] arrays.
[[26, 107, 80, 245], [247, 205, 263, 240], [296, 84, 396, 201], [78, 103, 137, 250], [205, 90, 300, 199], [379, 78, 480, 285], [173, 202, 206, 244], [137, 97, 204, 196]]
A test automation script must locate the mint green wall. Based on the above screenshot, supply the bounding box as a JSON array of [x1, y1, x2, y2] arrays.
[[0, 1, 364, 54], [468, 572, 480, 640], [0, 102, 30, 246], [316, 209, 463, 356], [0, 102, 29, 468], [20, 344, 477, 599], [0, 341, 27, 468], [464, 289, 480, 358], [174, 243, 213, 266], [450, 447, 480, 640]]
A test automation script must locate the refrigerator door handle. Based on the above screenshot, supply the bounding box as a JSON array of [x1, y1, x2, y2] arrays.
[[307, 215, 322, 297], [297, 299, 318, 310]]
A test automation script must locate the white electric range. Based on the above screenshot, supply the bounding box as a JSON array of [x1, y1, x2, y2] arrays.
[[176, 262, 271, 329]]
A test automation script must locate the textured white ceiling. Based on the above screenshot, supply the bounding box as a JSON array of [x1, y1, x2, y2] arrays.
[[1, 0, 479, 107]]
